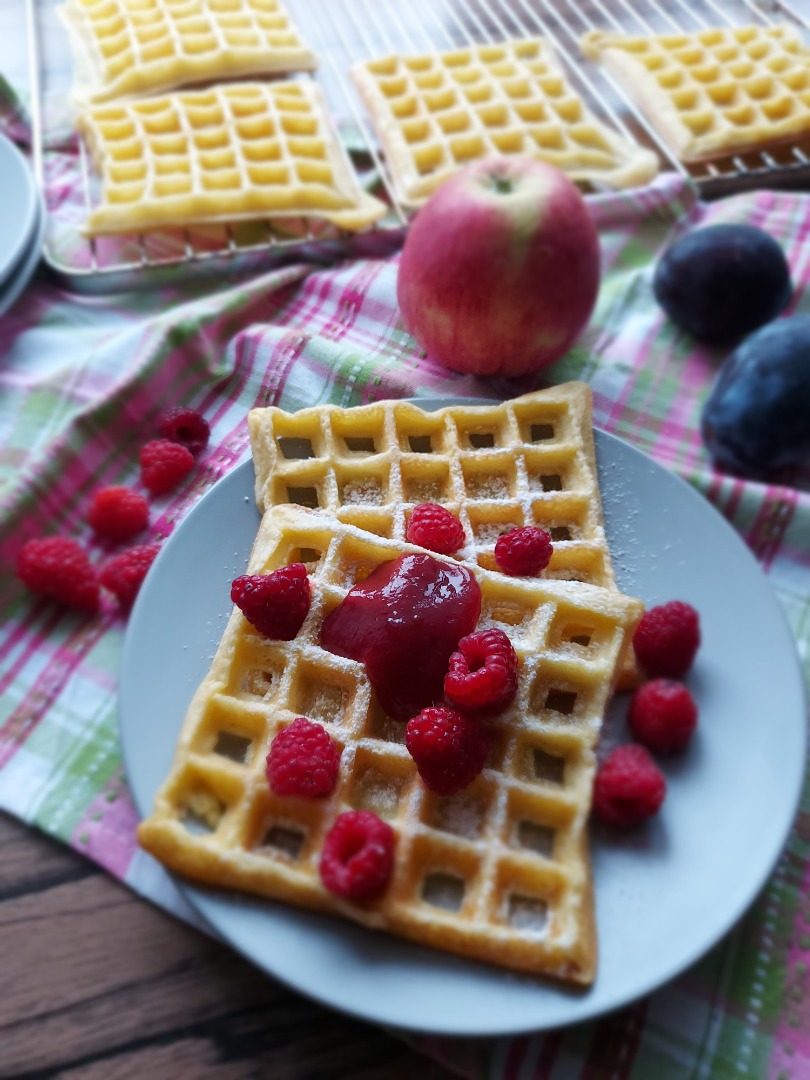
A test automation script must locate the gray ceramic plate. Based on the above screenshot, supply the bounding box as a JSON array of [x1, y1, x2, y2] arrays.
[[0, 189, 45, 320], [0, 134, 38, 289], [119, 402, 805, 1037]]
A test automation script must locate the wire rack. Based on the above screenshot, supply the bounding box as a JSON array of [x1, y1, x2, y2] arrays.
[[27, 0, 810, 293]]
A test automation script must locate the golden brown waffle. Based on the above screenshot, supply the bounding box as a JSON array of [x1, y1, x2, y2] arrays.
[[58, 0, 317, 107], [249, 383, 620, 591], [249, 383, 643, 691], [138, 504, 643, 982], [76, 81, 388, 235], [580, 23, 810, 163], [349, 37, 659, 206]]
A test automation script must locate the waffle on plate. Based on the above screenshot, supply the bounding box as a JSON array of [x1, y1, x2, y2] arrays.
[[138, 503, 642, 984]]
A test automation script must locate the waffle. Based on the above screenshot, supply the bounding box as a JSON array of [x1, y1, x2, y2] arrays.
[[349, 37, 659, 206], [137, 503, 643, 982], [58, 0, 317, 107], [249, 383, 622, 592], [76, 81, 388, 235], [580, 23, 810, 163], [250, 383, 643, 691]]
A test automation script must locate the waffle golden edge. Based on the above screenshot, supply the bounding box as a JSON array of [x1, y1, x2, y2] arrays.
[[350, 37, 659, 207], [580, 23, 810, 163], [75, 81, 388, 236], [57, 0, 318, 107], [138, 502, 643, 983]]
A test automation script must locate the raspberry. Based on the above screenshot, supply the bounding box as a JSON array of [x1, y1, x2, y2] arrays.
[[405, 705, 489, 796], [100, 543, 161, 609], [266, 717, 341, 798], [319, 810, 395, 902], [140, 439, 195, 495], [158, 406, 210, 456], [406, 503, 465, 555], [444, 628, 518, 713], [593, 745, 666, 828], [628, 679, 698, 754], [231, 562, 310, 640], [87, 486, 149, 541], [17, 537, 100, 612], [494, 526, 553, 576], [632, 601, 700, 678]]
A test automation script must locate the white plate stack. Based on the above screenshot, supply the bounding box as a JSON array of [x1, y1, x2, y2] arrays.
[[0, 132, 45, 320]]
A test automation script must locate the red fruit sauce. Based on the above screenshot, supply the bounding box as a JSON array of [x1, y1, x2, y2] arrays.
[[320, 553, 481, 722]]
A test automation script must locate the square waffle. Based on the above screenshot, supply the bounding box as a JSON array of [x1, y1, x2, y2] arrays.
[[349, 37, 659, 206], [76, 81, 388, 235], [249, 383, 619, 592], [250, 383, 643, 691], [137, 503, 643, 983], [58, 0, 318, 107], [580, 23, 810, 163]]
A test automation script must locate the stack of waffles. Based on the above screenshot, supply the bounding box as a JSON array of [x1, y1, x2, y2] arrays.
[[58, 0, 388, 234], [138, 383, 645, 984]]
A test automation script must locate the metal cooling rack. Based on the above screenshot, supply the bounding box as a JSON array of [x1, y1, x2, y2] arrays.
[[26, 0, 810, 293]]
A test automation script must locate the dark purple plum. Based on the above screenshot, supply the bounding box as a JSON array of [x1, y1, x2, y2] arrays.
[[654, 224, 792, 344], [702, 315, 810, 475]]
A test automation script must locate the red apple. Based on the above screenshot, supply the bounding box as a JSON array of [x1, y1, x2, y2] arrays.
[[396, 157, 601, 377]]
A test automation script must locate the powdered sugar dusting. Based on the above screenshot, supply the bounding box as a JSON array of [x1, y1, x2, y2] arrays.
[[432, 792, 485, 839], [342, 479, 383, 505], [468, 476, 509, 499], [474, 521, 511, 544]]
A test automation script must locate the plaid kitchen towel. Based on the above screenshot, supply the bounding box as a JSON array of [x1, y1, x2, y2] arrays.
[[1, 81, 810, 1079]]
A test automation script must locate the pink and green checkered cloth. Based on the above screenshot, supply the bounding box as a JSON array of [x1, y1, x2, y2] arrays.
[[2, 85, 810, 1080]]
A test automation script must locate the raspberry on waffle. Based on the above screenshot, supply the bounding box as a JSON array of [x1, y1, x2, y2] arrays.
[[137, 504, 643, 984]]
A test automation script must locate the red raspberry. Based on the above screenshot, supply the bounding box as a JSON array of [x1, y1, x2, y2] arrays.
[[405, 705, 489, 796], [231, 562, 310, 640], [444, 628, 518, 713], [266, 717, 341, 798], [140, 439, 195, 495], [633, 601, 700, 678], [593, 745, 666, 828], [629, 679, 697, 754], [320, 810, 395, 902], [88, 486, 149, 541], [100, 543, 161, 609], [17, 537, 100, 612], [494, 526, 553, 576], [158, 406, 210, 456], [406, 503, 465, 555]]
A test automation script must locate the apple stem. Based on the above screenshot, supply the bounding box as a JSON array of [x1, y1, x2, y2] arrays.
[[492, 176, 514, 195]]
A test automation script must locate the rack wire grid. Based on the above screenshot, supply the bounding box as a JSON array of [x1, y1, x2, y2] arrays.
[[27, 0, 810, 293]]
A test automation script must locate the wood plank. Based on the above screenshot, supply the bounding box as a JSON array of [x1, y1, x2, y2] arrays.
[[0, 813, 96, 899], [0, 814, 457, 1079], [58, 1039, 454, 1080]]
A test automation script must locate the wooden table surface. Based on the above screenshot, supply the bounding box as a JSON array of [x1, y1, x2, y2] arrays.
[[0, 812, 458, 1079]]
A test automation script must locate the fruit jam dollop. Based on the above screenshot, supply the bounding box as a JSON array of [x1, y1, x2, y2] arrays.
[[320, 553, 481, 722]]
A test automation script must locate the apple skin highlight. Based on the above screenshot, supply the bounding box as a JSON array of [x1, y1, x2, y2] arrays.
[[396, 157, 601, 378]]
